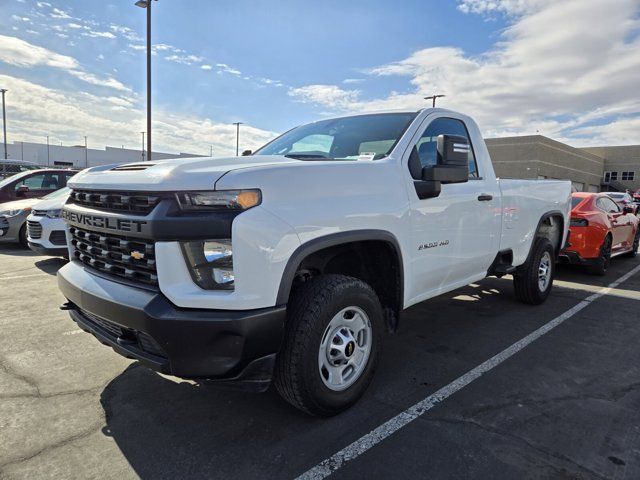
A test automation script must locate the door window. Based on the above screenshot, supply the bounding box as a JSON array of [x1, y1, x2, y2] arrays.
[[414, 117, 479, 177], [597, 197, 620, 213]]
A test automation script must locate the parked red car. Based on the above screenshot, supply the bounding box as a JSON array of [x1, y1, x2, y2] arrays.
[[560, 192, 639, 275]]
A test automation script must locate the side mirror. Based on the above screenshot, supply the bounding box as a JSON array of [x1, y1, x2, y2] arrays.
[[421, 134, 469, 184], [16, 185, 29, 197], [623, 205, 634, 214], [242, 150, 252, 156]]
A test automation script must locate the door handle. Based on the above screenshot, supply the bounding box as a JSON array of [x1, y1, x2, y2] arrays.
[[477, 194, 493, 201]]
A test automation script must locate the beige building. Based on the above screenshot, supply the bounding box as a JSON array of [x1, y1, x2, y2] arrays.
[[485, 135, 639, 193], [581, 145, 640, 192]]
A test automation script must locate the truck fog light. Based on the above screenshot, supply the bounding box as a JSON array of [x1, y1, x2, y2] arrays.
[[181, 239, 234, 290]]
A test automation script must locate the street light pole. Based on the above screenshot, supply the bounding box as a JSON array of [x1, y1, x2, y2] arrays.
[[232, 122, 243, 156], [46, 135, 50, 166], [84, 135, 88, 167], [1, 89, 7, 159], [141, 131, 145, 161], [135, 0, 155, 161], [424, 94, 446, 107]]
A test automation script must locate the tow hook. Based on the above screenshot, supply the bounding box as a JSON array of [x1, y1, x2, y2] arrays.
[[59, 302, 78, 311]]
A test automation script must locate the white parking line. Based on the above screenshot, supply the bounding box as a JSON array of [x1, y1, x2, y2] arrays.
[[0, 273, 49, 281], [297, 263, 640, 480]]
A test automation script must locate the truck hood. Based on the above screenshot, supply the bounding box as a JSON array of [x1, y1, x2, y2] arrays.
[[68, 155, 300, 191]]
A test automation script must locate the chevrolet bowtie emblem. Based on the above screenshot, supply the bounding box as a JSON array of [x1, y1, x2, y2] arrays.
[[130, 251, 145, 260]]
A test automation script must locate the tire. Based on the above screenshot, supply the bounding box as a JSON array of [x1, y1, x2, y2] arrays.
[[588, 234, 612, 275], [513, 238, 555, 305], [624, 229, 639, 258], [274, 274, 383, 417], [18, 224, 28, 248]]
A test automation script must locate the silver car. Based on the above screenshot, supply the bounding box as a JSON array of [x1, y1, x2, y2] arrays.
[[0, 187, 70, 247]]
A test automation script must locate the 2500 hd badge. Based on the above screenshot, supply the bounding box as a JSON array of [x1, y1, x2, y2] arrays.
[[62, 210, 147, 234]]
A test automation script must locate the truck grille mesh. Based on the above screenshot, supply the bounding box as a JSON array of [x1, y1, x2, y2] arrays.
[[69, 225, 158, 286], [68, 189, 162, 215], [27, 220, 42, 239]]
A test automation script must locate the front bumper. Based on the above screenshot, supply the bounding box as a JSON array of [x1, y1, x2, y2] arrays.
[[28, 241, 68, 257], [58, 261, 286, 391]]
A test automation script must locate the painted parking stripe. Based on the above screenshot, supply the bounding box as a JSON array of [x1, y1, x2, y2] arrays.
[[0, 273, 49, 281], [297, 263, 640, 480]]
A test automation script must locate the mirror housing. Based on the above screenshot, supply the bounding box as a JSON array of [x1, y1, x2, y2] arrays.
[[16, 185, 29, 197], [622, 205, 634, 214], [421, 134, 470, 184], [242, 149, 252, 156]]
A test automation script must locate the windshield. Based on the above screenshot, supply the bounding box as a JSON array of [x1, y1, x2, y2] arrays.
[[42, 186, 71, 200], [255, 113, 417, 160], [0, 170, 34, 189]]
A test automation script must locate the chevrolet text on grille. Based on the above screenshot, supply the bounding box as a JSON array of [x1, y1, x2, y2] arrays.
[[62, 210, 147, 234]]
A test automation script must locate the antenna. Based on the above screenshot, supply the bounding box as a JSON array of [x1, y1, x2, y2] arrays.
[[424, 94, 446, 108]]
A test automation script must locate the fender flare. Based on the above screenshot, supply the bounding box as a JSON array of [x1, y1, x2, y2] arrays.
[[520, 210, 565, 269], [275, 229, 404, 306]]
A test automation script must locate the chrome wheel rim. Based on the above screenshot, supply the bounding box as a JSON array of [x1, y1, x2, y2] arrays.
[[318, 306, 372, 392], [538, 251, 552, 292]]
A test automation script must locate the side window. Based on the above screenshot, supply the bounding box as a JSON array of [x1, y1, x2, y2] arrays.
[[414, 117, 478, 178], [599, 198, 620, 213], [14, 173, 48, 191]]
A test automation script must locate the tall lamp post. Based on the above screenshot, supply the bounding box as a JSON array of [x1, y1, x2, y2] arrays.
[[84, 136, 88, 167], [232, 122, 243, 156], [135, 0, 156, 161], [141, 131, 145, 161], [424, 94, 446, 107], [46, 135, 50, 166], [1, 88, 7, 159]]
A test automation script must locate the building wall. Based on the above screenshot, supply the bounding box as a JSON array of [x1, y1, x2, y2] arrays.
[[485, 135, 604, 192], [3, 141, 200, 169], [580, 145, 640, 192]]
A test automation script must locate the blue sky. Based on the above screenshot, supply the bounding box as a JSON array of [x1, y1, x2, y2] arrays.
[[0, 0, 639, 155]]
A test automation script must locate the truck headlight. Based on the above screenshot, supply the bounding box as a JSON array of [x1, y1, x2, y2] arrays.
[[0, 208, 28, 218], [181, 239, 234, 290], [46, 209, 62, 219], [176, 190, 261, 211]]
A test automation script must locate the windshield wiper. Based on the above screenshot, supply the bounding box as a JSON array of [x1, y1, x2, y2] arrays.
[[284, 153, 333, 160]]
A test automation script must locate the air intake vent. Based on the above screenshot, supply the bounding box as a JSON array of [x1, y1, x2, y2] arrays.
[[111, 164, 155, 171]]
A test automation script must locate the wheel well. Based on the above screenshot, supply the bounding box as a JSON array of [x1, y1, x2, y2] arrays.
[[289, 240, 402, 330], [536, 213, 564, 255]]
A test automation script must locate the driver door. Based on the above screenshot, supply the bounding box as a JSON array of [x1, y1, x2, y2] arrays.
[[406, 115, 501, 301]]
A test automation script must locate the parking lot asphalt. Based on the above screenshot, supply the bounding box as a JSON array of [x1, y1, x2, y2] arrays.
[[1, 244, 639, 480]]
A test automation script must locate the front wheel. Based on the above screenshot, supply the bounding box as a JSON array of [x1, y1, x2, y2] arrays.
[[274, 274, 383, 416], [513, 238, 555, 305], [18, 224, 28, 248]]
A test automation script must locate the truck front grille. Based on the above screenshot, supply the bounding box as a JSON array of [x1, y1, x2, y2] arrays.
[[27, 220, 42, 239], [69, 226, 158, 286], [68, 189, 162, 215]]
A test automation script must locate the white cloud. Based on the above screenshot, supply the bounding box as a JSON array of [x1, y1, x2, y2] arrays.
[[82, 30, 116, 39], [0, 34, 78, 68], [67, 23, 83, 29], [288, 85, 361, 110], [216, 63, 242, 75], [201, 64, 212, 70], [289, 0, 640, 145], [36, 1, 52, 7], [343, 78, 365, 84], [0, 74, 276, 156], [68, 71, 131, 92], [11, 15, 31, 22], [109, 24, 142, 42], [165, 54, 204, 65], [50, 7, 72, 19], [457, 0, 547, 15]]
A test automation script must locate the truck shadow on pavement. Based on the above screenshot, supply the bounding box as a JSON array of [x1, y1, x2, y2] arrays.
[[34, 257, 67, 275], [95, 277, 566, 480]]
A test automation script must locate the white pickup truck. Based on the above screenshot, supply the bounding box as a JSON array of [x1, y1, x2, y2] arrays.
[[57, 109, 571, 416]]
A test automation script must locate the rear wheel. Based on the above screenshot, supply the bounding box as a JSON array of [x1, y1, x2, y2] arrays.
[[624, 228, 639, 258], [513, 238, 555, 305], [588, 234, 612, 275], [274, 274, 383, 416]]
